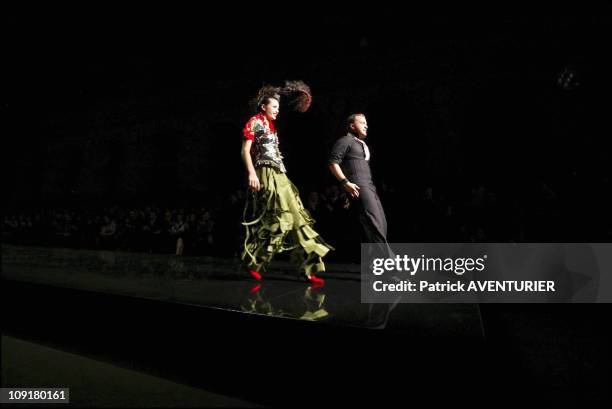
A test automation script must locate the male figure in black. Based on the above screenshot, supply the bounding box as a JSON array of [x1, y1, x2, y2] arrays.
[[328, 113, 389, 248], [329, 114, 399, 324]]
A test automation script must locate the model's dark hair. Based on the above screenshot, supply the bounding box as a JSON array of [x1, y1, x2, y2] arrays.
[[249, 84, 281, 114], [249, 81, 312, 114], [346, 113, 365, 131], [280, 80, 312, 113]]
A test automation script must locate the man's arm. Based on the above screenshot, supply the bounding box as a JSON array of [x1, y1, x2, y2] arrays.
[[328, 137, 360, 198], [329, 163, 360, 198]]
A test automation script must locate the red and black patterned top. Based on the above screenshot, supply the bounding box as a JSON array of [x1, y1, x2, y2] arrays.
[[242, 113, 286, 173]]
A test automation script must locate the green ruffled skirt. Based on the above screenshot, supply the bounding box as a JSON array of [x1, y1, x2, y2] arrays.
[[241, 166, 333, 277]]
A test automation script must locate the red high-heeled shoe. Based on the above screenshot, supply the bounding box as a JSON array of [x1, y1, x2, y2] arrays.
[[248, 269, 262, 281], [307, 274, 325, 287]]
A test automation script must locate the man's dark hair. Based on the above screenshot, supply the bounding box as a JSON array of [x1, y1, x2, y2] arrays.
[[346, 113, 365, 131]]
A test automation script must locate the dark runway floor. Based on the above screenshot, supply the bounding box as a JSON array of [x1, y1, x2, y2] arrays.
[[2, 246, 611, 406], [0, 245, 484, 332]]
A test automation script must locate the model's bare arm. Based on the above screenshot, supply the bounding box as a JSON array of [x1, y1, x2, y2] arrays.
[[242, 140, 260, 192]]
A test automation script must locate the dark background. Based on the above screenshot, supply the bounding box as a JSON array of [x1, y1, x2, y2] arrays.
[[5, 12, 612, 248], [3, 10, 612, 405]]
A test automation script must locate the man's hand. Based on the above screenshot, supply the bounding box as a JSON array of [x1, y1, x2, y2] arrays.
[[343, 182, 360, 198], [248, 172, 261, 192]]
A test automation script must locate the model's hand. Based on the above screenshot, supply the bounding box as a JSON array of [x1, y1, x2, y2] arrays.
[[248, 173, 261, 192], [343, 182, 360, 198]]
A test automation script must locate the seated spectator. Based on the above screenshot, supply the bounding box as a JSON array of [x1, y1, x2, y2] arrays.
[[169, 214, 189, 256], [196, 210, 215, 255], [99, 215, 117, 250]]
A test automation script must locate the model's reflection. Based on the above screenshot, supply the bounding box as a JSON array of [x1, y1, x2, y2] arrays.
[[241, 283, 330, 322]]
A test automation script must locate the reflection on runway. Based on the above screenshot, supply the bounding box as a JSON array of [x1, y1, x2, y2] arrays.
[[242, 283, 330, 322], [2, 245, 483, 335]]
